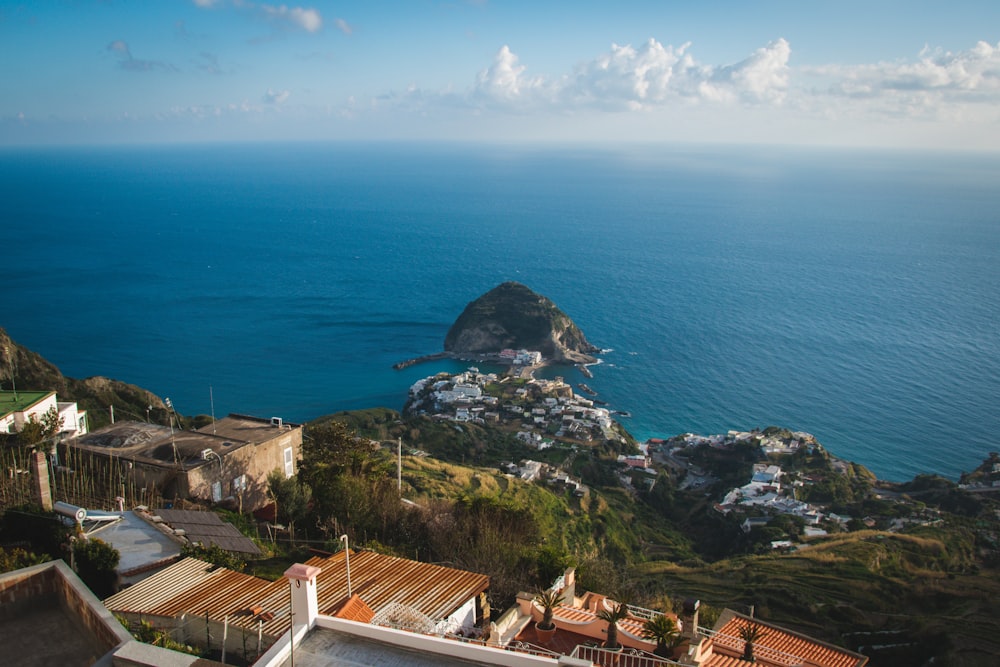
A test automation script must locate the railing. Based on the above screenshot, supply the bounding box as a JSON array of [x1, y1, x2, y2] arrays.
[[624, 603, 664, 622], [443, 633, 560, 660], [571, 645, 682, 667], [699, 627, 806, 666]]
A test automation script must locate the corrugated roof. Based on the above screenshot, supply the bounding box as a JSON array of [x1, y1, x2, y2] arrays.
[[105, 558, 293, 637], [307, 550, 489, 623], [711, 611, 868, 667], [105, 551, 490, 644]]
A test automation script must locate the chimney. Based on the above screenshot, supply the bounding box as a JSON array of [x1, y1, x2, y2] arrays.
[[681, 598, 700, 639], [285, 563, 322, 633], [31, 451, 53, 511]]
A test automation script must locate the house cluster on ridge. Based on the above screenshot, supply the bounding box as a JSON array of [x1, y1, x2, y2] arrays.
[[408, 365, 621, 446]]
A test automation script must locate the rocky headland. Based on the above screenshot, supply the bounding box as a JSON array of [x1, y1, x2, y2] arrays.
[[445, 282, 600, 363]]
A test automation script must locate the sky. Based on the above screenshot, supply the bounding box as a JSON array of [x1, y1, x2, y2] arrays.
[[2, 0, 1000, 149]]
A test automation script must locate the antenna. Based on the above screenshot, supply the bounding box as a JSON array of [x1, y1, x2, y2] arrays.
[[165, 397, 177, 464], [209, 386, 216, 434], [3, 344, 17, 400]]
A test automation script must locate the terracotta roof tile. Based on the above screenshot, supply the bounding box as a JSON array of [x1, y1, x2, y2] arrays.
[[334, 594, 375, 623], [711, 611, 867, 667]]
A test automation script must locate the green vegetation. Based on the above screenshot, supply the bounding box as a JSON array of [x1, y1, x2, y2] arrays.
[[73, 537, 120, 598]]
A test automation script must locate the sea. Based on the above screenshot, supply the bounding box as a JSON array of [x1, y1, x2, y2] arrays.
[[2, 142, 998, 482]]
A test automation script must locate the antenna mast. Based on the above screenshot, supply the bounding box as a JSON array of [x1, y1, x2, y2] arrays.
[[210, 386, 216, 434]]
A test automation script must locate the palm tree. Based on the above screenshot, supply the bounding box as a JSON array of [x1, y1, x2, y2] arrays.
[[534, 589, 565, 631], [641, 614, 681, 658], [596, 600, 630, 650], [738, 623, 767, 663]]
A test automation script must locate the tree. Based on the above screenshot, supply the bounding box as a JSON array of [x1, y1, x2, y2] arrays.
[[738, 623, 767, 663], [267, 469, 312, 545], [596, 600, 630, 650], [642, 614, 681, 658], [14, 406, 63, 450], [298, 420, 384, 522]]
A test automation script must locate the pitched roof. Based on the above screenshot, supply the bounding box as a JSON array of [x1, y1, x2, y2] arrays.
[[105, 557, 292, 636], [708, 610, 868, 667], [154, 508, 261, 555], [333, 594, 375, 623], [105, 550, 490, 642], [305, 550, 490, 622]]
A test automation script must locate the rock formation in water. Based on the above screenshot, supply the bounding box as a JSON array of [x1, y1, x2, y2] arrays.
[[444, 282, 600, 364]]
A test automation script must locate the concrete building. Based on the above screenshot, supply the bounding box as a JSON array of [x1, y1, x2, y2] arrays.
[[64, 413, 301, 510]]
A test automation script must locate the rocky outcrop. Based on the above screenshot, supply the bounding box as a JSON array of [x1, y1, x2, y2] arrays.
[[444, 282, 600, 364]]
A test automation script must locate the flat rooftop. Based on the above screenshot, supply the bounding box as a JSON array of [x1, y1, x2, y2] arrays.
[[3, 601, 109, 667], [70, 421, 251, 469], [279, 627, 498, 667], [196, 413, 300, 443], [90, 510, 182, 582]]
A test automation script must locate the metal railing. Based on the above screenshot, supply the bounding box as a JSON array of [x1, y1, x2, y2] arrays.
[[443, 633, 560, 660], [624, 603, 665, 622], [571, 645, 682, 667]]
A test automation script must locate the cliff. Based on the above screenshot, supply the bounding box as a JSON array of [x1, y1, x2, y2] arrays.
[[0, 327, 166, 430], [443, 282, 600, 364]]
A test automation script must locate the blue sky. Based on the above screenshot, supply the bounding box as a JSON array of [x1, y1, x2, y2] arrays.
[[3, 1, 999, 149]]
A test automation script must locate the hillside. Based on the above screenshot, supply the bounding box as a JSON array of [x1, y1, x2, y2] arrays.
[[0, 327, 167, 430], [444, 282, 600, 363], [329, 408, 1000, 666]]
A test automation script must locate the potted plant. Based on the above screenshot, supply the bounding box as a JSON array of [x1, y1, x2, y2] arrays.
[[738, 623, 767, 663], [533, 589, 564, 643], [596, 600, 630, 651], [641, 613, 681, 658]]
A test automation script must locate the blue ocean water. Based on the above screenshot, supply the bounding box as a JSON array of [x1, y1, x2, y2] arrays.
[[2, 142, 998, 482]]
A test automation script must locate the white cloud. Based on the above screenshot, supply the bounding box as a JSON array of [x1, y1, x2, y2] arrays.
[[195, 1, 323, 33], [473, 45, 545, 106], [795, 40, 1000, 124], [564, 39, 693, 110], [466, 39, 790, 112], [263, 88, 291, 104], [260, 4, 322, 33], [335, 18, 353, 35], [819, 40, 1000, 97]]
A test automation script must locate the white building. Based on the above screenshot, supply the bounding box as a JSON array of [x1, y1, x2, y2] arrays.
[[1, 390, 88, 438]]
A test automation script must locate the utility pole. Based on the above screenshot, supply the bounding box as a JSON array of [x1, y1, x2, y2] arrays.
[[397, 437, 402, 494]]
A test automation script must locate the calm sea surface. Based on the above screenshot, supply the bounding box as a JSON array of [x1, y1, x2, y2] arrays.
[[2, 142, 998, 482]]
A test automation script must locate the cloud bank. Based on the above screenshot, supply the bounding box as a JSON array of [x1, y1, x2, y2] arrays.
[[468, 38, 792, 111], [396, 37, 1000, 129]]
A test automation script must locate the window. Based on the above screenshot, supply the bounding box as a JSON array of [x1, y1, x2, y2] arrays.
[[212, 481, 223, 502], [284, 447, 294, 477], [232, 474, 246, 493]]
